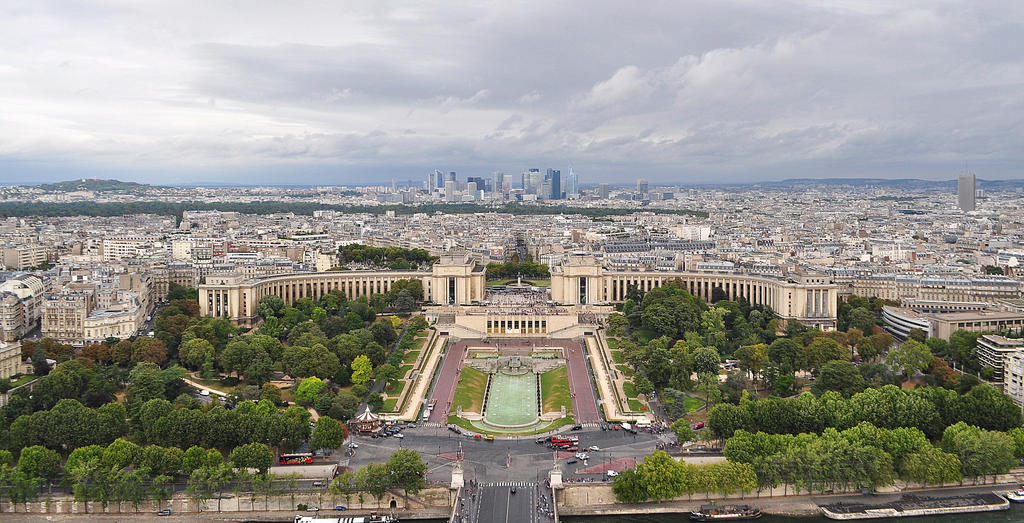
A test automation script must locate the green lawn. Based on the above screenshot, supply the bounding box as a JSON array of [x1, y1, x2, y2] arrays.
[[383, 397, 399, 412], [403, 351, 420, 364], [632, 328, 658, 345], [411, 336, 428, 351], [623, 381, 639, 398], [627, 398, 648, 412], [452, 367, 488, 413], [616, 364, 634, 376], [682, 395, 706, 413], [399, 364, 414, 377], [385, 379, 405, 397], [606, 338, 621, 350], [540, 367, 573, 414], [9, 375, 35, 387], [486, 279, 551, 288], [610, 351, 626, 364]]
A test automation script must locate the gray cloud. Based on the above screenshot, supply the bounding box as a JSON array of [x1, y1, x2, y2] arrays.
[[0, 0, 1022, 184]]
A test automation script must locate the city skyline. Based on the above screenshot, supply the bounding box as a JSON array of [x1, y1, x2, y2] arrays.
[[1, 2, 1023, 185]]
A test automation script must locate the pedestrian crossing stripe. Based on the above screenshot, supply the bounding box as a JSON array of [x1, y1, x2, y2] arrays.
[[479, 481, 537, 487]]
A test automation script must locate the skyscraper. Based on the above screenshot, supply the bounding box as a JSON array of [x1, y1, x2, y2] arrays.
[[958, 173, 976, 212], [547, 168, 561, 199], [637, 178, 649, 195], [566, 166, 579, 198], [600, 183, 609, 199]]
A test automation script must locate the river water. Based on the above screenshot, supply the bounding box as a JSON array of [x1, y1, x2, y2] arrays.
[[563, 503, 1024, 522]]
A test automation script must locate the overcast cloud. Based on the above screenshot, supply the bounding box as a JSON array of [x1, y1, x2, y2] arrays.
[[1, 1, 1023, 185]]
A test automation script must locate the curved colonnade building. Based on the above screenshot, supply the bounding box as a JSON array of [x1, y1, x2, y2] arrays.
[[550, 256, 838, 331], [200, 253, 838, 331], [199, 254, 486, 327]]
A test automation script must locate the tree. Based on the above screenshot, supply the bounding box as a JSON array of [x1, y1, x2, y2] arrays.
[[376, 363, 401, 392], [813, 360, 866, 397], [693, 347, 721, 375], [18, 445, 61, 493], [229, 443, 276, 476], [671, 419, 696, 444], [633, 375, 654, 396], [768, 338, 806, 374], [186, 467, 213, 513], [887, 340, 932, 377], [7, 468, 40, 512], [805, 337, 846, 375], [102, 438, 142, 470], [734, 343, 768, 384], [295, 377, 327, 406], [151, 474, 174, 510], [386, 448, 427, 496], [282, 344, 340, 379], [847, 307, 877, 334], [350, 355, 373, 385], [256, 295, 284, 319], [612, 468, 647, 503], [310, 417, 348, 453]]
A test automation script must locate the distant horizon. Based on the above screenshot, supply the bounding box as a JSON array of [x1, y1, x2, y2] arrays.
[[5, 175, 1024, 190]]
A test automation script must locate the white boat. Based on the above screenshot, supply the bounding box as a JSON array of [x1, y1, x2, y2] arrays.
[[1006, 489, 1024, 503]]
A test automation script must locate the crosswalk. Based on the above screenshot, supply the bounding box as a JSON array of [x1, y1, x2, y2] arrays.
[[479, 481, 537, 488]]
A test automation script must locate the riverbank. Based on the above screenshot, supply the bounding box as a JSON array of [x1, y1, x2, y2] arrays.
[[557, 474, 1024, 519]]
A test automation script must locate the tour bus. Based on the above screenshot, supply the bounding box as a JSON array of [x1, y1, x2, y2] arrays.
[[551, 438, 575, 448], [279, 452, 314, 465]]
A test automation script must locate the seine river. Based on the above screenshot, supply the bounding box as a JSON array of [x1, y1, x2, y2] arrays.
[[562, 503, 1024, 522]]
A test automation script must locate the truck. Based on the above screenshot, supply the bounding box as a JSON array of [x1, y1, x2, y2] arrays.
[[620, 422, 632, 431]]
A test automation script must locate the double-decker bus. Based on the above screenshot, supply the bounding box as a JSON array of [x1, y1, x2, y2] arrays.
[[551, 437, 575, 448], [279, 452, 314, 465]]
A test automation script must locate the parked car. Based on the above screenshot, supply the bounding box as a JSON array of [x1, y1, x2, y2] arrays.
[[394, 433, 404, 439], [449, 425, 461, 434], [312, 481, 325, 487], [588, 446, 600, 451], [158, 508, 172, 516], [606, 470, 619, 478], [335, 505, 347, 511], [307, 506, 320, 512], [199, 389, 211, 397], [692, 422, 705, 430], [570, 424, 582, 431], [484, 434, 494, 441], [566, 459, 578, 464]]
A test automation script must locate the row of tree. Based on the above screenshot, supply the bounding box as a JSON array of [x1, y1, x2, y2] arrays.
[[708, 384, 1023, 440], [337, 244, 435, 269], [612, 450, 756, 503], [725, 421, 1021, 493], [484, 260, 550, 279]]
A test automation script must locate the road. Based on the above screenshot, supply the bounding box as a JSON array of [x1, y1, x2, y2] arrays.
[[428, 340, 467, 423], [561, 341, 600, 423], [348, 424, 670, 485]]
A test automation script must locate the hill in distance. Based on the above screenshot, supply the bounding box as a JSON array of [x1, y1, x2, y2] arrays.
[[33, 179, 166, 192]]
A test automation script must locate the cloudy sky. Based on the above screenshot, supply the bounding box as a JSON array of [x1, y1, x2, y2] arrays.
[[1, 1, 1023, 185]]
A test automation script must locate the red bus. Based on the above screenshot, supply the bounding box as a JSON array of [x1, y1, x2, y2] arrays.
[[551, 438, 574, 448], [279, 453, 313, 465]]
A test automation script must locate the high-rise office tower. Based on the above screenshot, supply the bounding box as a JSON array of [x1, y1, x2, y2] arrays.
[[637, 178, 649, 195], [444, 180, 458, 202], [547, 168, 561, 199], [447, 171, 457, 183], [566, 166, 579, 197], [600, 183, 609, 199], [958, 173, 976, 212]]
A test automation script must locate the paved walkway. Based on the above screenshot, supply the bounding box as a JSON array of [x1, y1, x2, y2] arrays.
[[561, 341, 599, 423], [583, 336, 620, 421], [392, 333, 446, 422], [182, 377, 229, 397], [428, 339, 467, 423]]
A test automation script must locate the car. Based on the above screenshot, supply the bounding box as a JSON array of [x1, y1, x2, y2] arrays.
[[347, 442, 359, 449], [312, 481, 325, 487], [588, 446, 600, 451], [576, 453, 589, 460], [566, 459, 578, 464], [158, 508, 172, 516], [473, 434, 482, 439], [394, 433, 404, 439], [606, 470, 619, 478], [613, 424, 620, 430], [536, 437, 548, 444], [692, 422, 705, 430], [462, 430, 474, 437], [199, 389, 211, 397], [484, 434, 494, 441], [307, 506, 320, 512], [408, 423, 418, 429], [334, 505, 347, 511], [449, 426, 461, 434], [570, 424, 582, 431]]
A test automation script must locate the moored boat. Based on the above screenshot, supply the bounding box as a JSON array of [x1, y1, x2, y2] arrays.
[[689, 504, 762, 521], [1006, 488, 1024, 503]]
